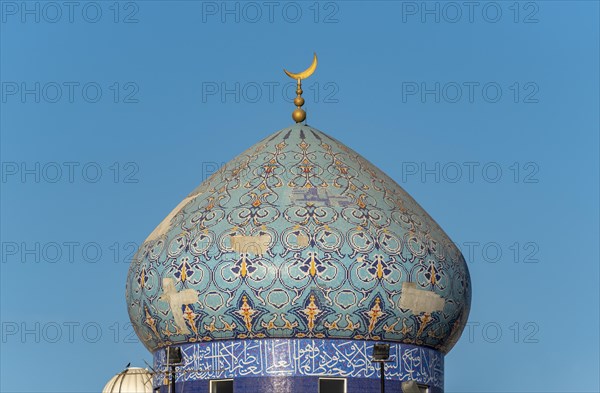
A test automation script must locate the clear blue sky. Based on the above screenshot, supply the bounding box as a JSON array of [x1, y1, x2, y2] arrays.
[[1, 1, 598, 392]]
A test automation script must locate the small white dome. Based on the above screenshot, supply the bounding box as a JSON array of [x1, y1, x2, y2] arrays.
[[102, 367, 153, 393]]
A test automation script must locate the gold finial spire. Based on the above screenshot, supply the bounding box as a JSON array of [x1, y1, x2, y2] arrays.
[[283, 53, 318, 123]]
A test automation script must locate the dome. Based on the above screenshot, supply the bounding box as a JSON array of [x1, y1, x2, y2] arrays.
[[126, 124, 471, 354], [102, 368, 152, 393]]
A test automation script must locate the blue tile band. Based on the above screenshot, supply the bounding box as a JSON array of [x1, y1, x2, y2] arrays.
[[154, 338, 443, 390]]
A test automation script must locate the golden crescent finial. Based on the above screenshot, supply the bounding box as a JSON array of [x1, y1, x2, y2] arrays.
[[283, 53, 318, 81], [283, 53, 318, 123]]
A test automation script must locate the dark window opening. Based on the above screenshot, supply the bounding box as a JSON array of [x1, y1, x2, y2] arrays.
[[319, 378, 346, 393], [210, 379, 233, 393]]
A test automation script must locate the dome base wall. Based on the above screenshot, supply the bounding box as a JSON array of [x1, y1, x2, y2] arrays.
[[158, 377, 443, 393]]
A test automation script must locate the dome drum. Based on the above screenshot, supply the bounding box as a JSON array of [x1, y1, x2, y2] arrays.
[[152, 339, 444, 393]]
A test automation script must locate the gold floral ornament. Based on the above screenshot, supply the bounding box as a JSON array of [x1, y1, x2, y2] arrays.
[[236, 295, 265, 339], [297, 294, 324, 338]]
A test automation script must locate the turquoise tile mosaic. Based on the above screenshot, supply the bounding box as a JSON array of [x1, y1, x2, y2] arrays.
[[126, 124, 471, 355]]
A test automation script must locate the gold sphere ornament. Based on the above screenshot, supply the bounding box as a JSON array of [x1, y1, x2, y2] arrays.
[[292, 108, 306, 123]]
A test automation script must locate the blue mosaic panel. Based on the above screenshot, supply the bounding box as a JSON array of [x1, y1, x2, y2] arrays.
[[127, 124, 471, 354], [153, 339, 444, 390]]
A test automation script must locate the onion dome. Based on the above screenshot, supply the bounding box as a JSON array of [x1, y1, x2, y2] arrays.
[[125, 124, 471, 354]]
